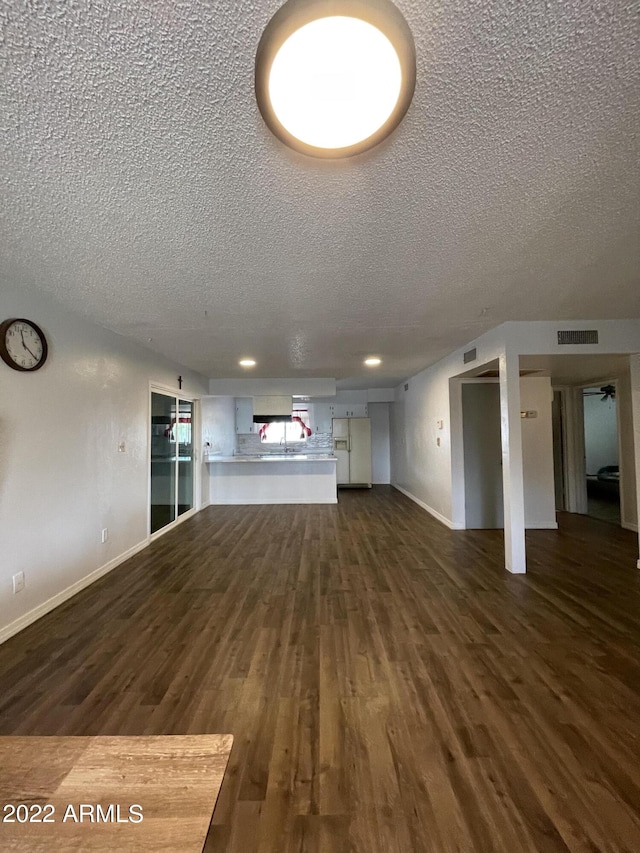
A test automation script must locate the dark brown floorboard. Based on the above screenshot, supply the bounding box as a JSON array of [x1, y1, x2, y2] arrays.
[[1, 487, 640, 852]]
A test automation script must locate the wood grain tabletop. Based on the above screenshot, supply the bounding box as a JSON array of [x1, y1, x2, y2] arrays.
[[0, 734, 233, 851]]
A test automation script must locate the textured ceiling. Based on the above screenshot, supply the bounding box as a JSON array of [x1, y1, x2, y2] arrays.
[[1, 0, 639, 387]]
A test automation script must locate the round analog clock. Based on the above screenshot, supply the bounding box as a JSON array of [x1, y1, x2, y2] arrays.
[[0, 318, 48, 372]]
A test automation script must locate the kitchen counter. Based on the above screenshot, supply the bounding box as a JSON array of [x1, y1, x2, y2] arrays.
[[206, 454, 337, 463], [207, 454, 337, 504]]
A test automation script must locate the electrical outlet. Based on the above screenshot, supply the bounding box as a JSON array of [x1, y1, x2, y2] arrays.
[[101, 528, 108, 544], [12, 572, 25, 594]]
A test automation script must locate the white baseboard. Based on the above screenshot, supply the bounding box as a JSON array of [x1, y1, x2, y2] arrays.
[[391, 485, 559, 531], [0, 538, 149, 646], [622, 520, 638, 533], [391, 484, 463, 529]]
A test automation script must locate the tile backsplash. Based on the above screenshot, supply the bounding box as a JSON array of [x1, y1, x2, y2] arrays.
[[236, 432, 332, 455]]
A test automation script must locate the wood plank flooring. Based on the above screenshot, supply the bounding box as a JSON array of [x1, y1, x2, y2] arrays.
[[1, 486, 640, 852]]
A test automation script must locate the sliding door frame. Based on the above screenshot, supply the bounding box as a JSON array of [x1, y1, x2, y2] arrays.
[[149, 383, 200, 541]]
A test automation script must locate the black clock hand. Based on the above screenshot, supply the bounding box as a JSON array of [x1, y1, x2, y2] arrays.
[[20, 329, 38, 360]]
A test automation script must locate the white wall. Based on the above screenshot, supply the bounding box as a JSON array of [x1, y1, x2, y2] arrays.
[[583, 391, 619, 474], [520, 377, 557, 528], [390, 320, 638, 533], [390, 325, 507, 528], [460, 378, 556, 529], [201, 397, 236, 458], [209, 377, 336, 396], [0, 286, 209, 643], [369, 403, 390, 484]]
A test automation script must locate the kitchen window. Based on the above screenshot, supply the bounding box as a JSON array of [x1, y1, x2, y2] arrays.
[[259, 410, 311, 443]]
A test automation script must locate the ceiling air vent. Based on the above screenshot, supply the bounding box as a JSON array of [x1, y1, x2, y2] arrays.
[[463, 347, 477, 364], [557, 330, 599, 345]]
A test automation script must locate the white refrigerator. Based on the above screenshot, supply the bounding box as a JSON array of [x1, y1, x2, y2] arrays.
[[332, 418, 372, 487]]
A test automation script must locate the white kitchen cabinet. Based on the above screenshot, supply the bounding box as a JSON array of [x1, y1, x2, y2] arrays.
[[309, 403, 332, 433], [235, 398, 254, 433], [329, 404, 368, 419]]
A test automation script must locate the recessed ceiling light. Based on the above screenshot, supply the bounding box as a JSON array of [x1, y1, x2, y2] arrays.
[[256, 0, 416, 158], [239, 358, 256, 367], [365, 357, 381, 366]]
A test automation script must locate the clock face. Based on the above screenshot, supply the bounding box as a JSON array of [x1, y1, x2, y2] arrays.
[[0, 319, 48, 371]]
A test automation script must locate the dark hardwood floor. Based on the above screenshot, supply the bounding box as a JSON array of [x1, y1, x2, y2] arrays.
[[2, 486, 640, 852]]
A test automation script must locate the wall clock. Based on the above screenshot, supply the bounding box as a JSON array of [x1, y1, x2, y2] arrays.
[[0, 318, 48, 372]]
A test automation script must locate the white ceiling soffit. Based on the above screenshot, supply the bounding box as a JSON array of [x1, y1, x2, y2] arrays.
[[518, 354, 631, 386], [1, 1, 639, 387]]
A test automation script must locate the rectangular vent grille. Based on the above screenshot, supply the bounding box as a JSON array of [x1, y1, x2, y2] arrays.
[[463, 348, 477, 364], [557, 330, 599, 345], [404, 383, 409, 392]]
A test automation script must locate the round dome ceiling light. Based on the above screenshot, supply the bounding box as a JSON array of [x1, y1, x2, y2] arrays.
[[239, 358, 257, 367], [365, 357, 382, 366], [255, 0, 416, 158]]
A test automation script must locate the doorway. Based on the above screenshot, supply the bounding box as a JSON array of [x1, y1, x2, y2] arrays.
[[461, 383, 504, 528], [551, 389, 566, 510], [150, 391, 196, 535], [582, 383, 620, 525]]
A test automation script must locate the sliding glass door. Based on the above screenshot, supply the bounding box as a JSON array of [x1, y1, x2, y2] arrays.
[[150, 391, 195, 535]]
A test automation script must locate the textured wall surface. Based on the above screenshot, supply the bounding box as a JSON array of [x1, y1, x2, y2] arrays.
[[0, 284, 209, 641], [1, 0, 639, 385]]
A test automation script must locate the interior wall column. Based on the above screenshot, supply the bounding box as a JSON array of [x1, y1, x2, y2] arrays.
[[630, 354, 640, 569], [499, 349, 526, 573]]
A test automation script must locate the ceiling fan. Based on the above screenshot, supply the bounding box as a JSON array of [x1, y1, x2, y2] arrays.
[[583, 384, 616, 402]]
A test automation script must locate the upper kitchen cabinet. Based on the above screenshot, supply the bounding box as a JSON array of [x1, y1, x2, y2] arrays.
[[235, 398, 254, 433], [308, 402, 369, 433], [309, 403, 332, 434], [330, 403, 368, 419]]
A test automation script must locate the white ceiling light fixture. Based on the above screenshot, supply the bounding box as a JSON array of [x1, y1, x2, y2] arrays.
[[365, 357, 382, 366], [239, 358, 257, 367], [255, 0, 416, 158]]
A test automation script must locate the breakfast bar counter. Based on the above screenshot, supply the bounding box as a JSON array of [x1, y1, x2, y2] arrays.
[[206, 454, 338, 504]]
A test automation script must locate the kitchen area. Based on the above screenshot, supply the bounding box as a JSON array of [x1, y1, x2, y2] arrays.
[[202, 389, 392, 505]]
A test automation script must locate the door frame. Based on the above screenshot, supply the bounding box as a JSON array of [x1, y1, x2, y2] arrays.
[[553, 385, 588, 515], [453, 377, 503, 530], [559, 377, 626, 522], [460, 380, 504, 529], [579, 378, 624, 525], [149, 383, 200, 541]]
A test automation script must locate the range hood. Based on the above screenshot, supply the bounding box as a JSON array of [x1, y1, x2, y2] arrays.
[[253, 413, 292, 423], [252, 395, 292, 424]]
